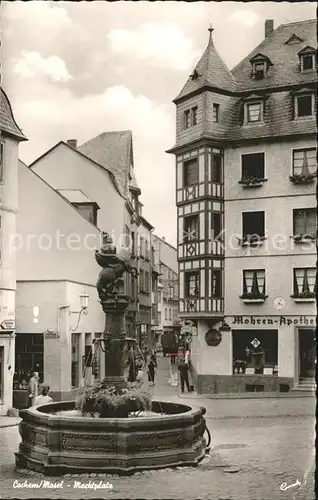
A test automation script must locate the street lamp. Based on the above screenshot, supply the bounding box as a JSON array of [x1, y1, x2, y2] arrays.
[[70, 292, 89, 331]]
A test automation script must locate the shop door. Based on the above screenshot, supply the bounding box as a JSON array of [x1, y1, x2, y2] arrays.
[[299, 329, 316, 378]]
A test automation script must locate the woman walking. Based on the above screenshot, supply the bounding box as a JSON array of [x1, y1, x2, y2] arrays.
[[146, 351, 157, 386]]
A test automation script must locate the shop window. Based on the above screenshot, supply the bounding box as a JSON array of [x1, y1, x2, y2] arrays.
[[241, 153, 265, 182], [292, 268, 316, 299], [212, 103, 219, 123], [211, 152, 222, 183], [292, 148, 317, 178], [232, 330, 278, 375], [185, 272, 200, 298], [71, 333, 80, 388], [183, 215, 199, 241], [293, 208, 316, 239], [211, 270, 222, 297], [242, 211, 265, 244], [183, 158, 198, 187]]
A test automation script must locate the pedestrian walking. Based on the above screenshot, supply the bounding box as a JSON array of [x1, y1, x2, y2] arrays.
[[28, 371, 39, 407], [178, 358, 190, 393], [33, 384, 53, 407], [146, 351, 157, 386]]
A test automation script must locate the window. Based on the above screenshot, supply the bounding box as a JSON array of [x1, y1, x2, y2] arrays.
[[145, 239, 149, 260], [145, 271, 150, 293], [211, 212, 222, 239], [131, 231, 135, 256], [242, 270, 266, 297], [191, 106, 198, 126], [71, 333, 80, 388], [139, 237, 144, 258], [211, 270, 222, 297], [241, 153, 265, 180], [293, 268, 316, 297], [246, 102, 262, 122], [232, 330, 278, 374], [253, 62, 266, 80], [169, 308, 172, 321], [183, 158, 198, 187], [169, 286, 174, 299], [301, 54, 314, 70], [292, 148, 317, 177], [183, 110, 190, 129], [242, 211, 265, 240], [295, 94, 314, 118], [212, 103, 219, 123], [72, 203, 98, 225], [0, 142, 4, 183], [183, 215, 199, 241], [185, 272, 200, 298], [164, 308, 168, 320], [211, 152, 222, 183], [293, 209, 316, 238]]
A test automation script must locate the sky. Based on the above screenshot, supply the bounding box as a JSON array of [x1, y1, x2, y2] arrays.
[[2, 1, 316, 246]]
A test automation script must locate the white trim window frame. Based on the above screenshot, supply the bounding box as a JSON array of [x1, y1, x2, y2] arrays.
[[294, 93, 315, 119], [245, 101, 263, 123], [300, 53, 316, 71], [293, 268, 316, 298], [292, 148, 317, 177]]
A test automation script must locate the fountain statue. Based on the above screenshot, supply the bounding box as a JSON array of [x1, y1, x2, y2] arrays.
[[15, 234, 209, 475]]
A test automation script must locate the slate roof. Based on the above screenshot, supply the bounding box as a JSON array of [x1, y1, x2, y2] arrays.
[[0, 88, 27, 141], [232, 19, 317, 91], [171, 19, 317, 148], [175, 29, 236, 101], [78, 131, 140, 198]]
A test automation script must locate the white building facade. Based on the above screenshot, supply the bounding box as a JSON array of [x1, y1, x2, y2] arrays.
[[168, 20, 316, 394]]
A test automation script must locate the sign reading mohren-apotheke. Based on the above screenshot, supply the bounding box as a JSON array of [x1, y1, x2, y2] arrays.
[[231, 316, 315, 326]]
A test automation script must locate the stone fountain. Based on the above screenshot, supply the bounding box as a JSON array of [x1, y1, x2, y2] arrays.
[[15, 234, 208, 475]]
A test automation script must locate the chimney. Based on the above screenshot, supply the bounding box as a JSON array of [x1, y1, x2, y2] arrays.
[[67, 139, 77, 148], [265, 19, 274, 38]]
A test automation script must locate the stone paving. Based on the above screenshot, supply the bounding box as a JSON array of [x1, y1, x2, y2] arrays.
[[0, 357, 315, 500]]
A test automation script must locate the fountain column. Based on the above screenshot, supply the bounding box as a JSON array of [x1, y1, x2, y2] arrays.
[[95, 233, 134, 390], [101, 296, 130, 389]]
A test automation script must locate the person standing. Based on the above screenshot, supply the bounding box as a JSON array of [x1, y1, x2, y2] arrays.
[[28, 372, 39, 407], [147, 351, 157, 386], [178, 358, 190, 393]]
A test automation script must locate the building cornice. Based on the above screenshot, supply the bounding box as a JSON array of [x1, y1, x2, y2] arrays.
[[172, 81, 317, 105]]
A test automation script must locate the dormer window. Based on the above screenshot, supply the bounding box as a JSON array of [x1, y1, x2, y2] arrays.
[[298, 46, 316, 72], [292, 88, 315, 119], [242, 94, 268, 125], [249, 53, 273, 80], [247, 102, 262, 122]]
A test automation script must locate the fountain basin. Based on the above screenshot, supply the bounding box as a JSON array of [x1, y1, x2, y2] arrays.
[[15, 400, 207, 475]]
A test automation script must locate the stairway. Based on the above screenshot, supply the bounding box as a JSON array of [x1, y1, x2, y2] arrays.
[[293, 378, 316, 392]]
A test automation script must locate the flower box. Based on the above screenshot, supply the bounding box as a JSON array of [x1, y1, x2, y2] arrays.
[[293, 234, 316, 244], [239, 235, 266, 247], [289, 175, 315, 185], [291, 293, 316, 303], [240, 294, 267, 304], [238, 178, 267, 188]]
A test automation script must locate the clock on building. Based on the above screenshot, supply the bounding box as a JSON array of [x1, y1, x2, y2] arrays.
[[273, 297, 286, 310]]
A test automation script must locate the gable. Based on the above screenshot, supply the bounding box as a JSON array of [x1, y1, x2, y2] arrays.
[[285, 34, 304, 45], [17, 161, 101, 283]]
